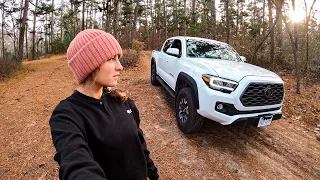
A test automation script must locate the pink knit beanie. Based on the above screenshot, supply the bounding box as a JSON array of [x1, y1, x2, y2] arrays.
[[67, 29, 123, 84]]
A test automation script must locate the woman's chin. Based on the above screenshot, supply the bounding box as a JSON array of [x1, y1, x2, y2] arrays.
[[109, 81, 118, 87]]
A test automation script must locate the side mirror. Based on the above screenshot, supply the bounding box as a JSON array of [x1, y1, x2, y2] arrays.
[[167, 48, 180, 57], [240, 56, 246, 62]]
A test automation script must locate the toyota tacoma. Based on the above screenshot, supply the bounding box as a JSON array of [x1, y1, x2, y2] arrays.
[[151, 36, 284, 133]]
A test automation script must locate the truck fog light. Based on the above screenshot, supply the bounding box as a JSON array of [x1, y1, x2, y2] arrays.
[[216, 104, 224, 110]]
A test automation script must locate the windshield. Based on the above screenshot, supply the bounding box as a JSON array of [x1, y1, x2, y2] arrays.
[[186, 39, 241, 61]]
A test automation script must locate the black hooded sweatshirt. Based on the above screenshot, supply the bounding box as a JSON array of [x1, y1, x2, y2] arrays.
[[49, 91, 159, 180]]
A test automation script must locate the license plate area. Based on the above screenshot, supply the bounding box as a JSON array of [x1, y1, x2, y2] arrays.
[[257, 115, 273, 127]]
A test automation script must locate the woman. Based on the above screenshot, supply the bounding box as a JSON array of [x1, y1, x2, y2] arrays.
[[49, 29, 159, 180]]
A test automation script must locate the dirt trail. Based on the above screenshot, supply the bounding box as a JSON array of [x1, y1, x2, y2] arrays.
[[0, 52, 319, 179]]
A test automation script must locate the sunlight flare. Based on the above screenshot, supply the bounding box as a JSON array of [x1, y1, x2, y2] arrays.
[[290, 9, 305, 22]]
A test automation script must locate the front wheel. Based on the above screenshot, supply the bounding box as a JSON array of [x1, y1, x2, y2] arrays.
[[175, 88, 204, 133], [151, 62, 160, 86]]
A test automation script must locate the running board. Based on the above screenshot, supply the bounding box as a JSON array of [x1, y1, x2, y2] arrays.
[[156, 76, 175, 98]]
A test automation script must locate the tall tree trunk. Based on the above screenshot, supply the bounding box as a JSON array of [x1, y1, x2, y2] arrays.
[[150, 0, 153, 34], [276, 1, 283, 49], [173, 0, 177, 36], [150, 0, 155, 49], [157, 1, 161, 43], [36, 37, 40, 56], [50, 0, 54, 53], [145, 0, 148, 36], [19, 0, 23, 29], [163, 0, 167, 38], [17, 0, 29, 64], [91, 4, 98, 28], [25, 23, 28, 59], [262, 0, 266, 36], [191, 0, 196, 36], [204, 2, 210, 38], [104, 2, 111, 32], [211, 0, 216, 39], [183, 0, 187, 35], [88, 0, 92, 28], [13, 21, 18, 59], [304, 0, 317, 75], [225, 0, 230, 44], [1, 2, 5, 59], [75, 5, 79, 35], [82, 0, 85, 30], [284, 0, 300, 93], [268, 0, 274, 68], [93, 2, 97, 29], [132, 0, 140, 48], [85, 1, 88, 29], [253, 0, 257, 48], [45, 14, 48, 54], [235, 0, 239, 38], [71, 3, 75, 37], [60, 0, 64, 41], [32, 0, 39, 60], [292, 8, 300, 94], [114, 0, 120, 39]]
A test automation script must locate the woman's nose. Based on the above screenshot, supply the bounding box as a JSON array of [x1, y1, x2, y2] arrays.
[[116, 60, 123, 71]]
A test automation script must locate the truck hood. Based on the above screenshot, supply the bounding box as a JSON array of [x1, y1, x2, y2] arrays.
[[197, 59, 279, 82]]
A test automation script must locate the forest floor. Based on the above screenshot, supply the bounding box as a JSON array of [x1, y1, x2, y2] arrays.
[[0, 51, 319, 179]]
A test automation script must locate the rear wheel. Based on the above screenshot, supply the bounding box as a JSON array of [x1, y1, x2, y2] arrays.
[[176, 88, 204, 133], [151, 62, 160, 86]]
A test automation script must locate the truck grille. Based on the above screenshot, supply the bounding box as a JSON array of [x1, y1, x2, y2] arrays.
[[240, 83, 284, 107]]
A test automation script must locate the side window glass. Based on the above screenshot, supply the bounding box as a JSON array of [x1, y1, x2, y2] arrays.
[[163, 40, 173, 53], [171, 40, 182, 55]]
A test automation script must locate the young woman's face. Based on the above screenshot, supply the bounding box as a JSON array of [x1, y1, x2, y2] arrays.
[[95, 55, 123, 87]]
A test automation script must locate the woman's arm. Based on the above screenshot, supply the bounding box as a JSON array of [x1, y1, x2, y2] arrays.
[[50, 105, 106, 180], [128, 100, 159, 180]]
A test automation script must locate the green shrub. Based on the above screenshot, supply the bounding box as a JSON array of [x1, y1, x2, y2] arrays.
[[51, 34, 74, 54], [51, 38, 66, 54]]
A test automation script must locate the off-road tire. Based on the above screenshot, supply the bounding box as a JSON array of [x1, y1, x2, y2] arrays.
[[176, 87, 204, 133], [151, 62, 160, 86]]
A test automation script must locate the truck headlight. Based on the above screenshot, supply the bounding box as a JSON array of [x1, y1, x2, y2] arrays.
[[202, 74, 238, 93]]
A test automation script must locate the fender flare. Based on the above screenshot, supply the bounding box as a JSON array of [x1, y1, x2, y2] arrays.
[[175, 72, 199, 109]]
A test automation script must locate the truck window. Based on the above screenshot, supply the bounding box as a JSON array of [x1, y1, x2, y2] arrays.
[[186, 39, 241, 61], [171, 40, 182, 55], [163, 39, 174, 52]]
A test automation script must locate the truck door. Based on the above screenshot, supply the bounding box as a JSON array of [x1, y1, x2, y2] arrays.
[[158, 39, 174, 79], [163, 39, 182, 89]]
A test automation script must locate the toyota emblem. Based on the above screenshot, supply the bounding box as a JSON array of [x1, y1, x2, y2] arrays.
[[264, 87, 274, 98]]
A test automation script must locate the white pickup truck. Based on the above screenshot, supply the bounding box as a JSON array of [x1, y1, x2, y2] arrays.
[[151, 36, 284, 133]]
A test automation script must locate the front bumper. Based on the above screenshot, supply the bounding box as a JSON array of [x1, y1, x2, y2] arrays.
[[232, 113, 282, 126], [197, 77, 284, 125]]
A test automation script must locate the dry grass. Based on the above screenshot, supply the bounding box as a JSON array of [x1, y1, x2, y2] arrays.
[[0, 60, 20, 81], [120, 40, 145, 68], [121, 49, 140, 68]]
